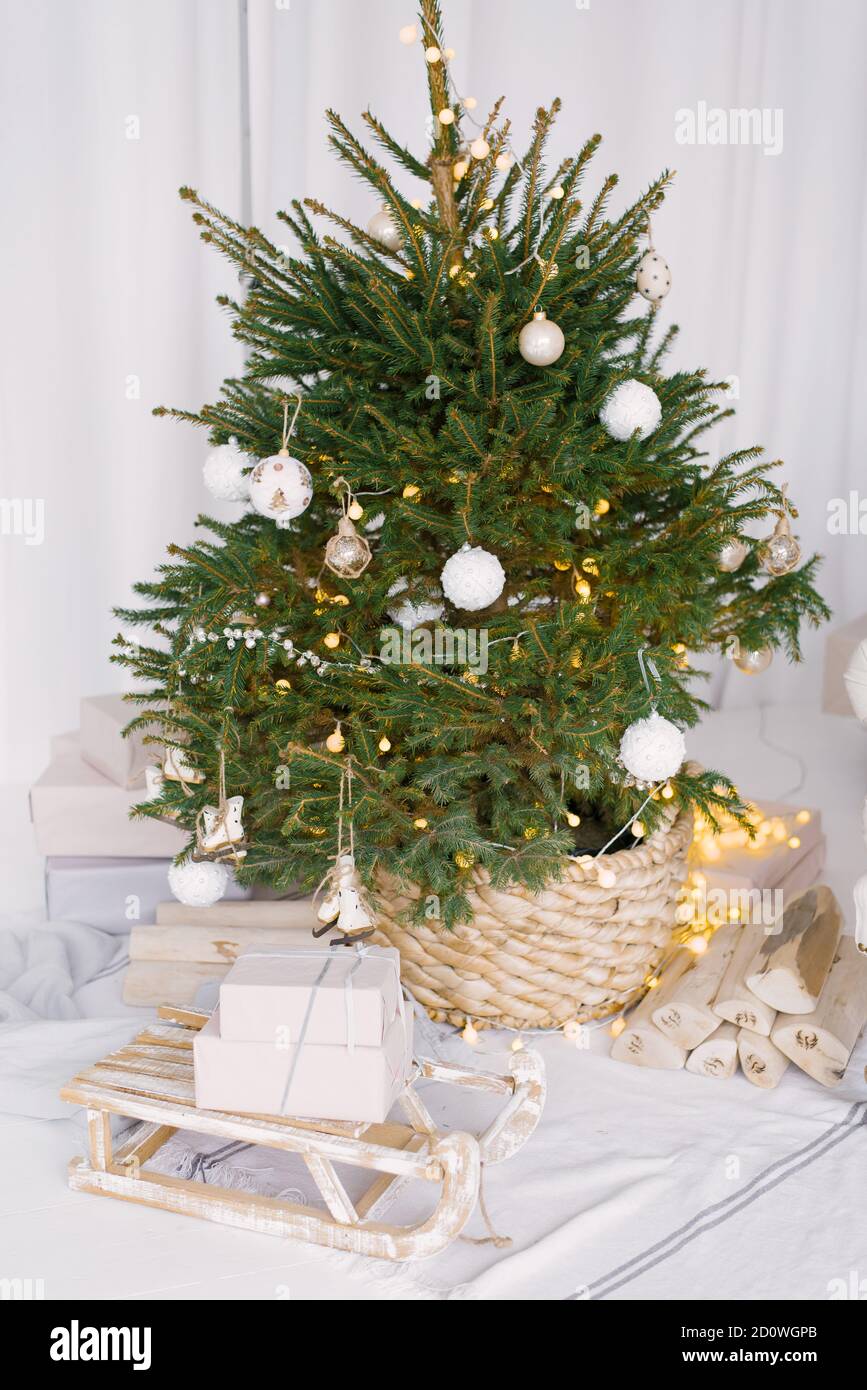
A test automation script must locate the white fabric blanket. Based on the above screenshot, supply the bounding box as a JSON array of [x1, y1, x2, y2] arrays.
[[149, 1004, 867, 1302], [2, 917, 865, 1299], [0, 918, 142, 1118]]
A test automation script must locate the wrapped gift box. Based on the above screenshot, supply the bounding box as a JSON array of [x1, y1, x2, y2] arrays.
[[219, 944, 402, 1046], [194, 1005, 411, 1122], [80, 694, 159, 788], [823, 613, 867, 716], [46, 857, 250, 934], [30, 739, 186, 858], [50, 729, 79, 760], [693, 800, 823, 893]]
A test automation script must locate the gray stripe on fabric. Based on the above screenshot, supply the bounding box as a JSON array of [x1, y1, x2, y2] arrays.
[[566, 1102, 866, 1300]]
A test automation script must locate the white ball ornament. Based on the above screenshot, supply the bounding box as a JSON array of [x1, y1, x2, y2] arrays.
[[398, 24, 418, 45], [440, 543, 506, 612], [168, 859, 228, 908], [619, 711, 686, 783], [636, 249, 672, 305], [600, 379, 662, 442], [367, 206, 402, 252], [248, 451, 313, 523], [203, 442, 249, 502], [518, 311, 565, 367]]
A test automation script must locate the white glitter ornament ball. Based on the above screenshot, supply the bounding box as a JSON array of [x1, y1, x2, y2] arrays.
[[440, 543, 506, 611], [600, 379, 662, 442], [168, 859, 228, 908], [636, 250, 672, 305], [248, 452, 313, 522], [518, 311, 565, 367], [619, 711, 686, 782], [203, 442, 249, 502], [718, 537, 749, 573], [367, 206, 402, 252]]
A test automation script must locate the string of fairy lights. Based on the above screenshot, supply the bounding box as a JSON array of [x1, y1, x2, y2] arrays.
[[398, 19, 565, 274]]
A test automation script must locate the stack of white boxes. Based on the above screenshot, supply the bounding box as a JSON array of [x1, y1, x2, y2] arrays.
[[194, 944, 412, 1123], [30, 695, 247, 931]]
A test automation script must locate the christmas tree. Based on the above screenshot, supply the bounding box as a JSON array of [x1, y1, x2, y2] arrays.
[[114, 0, 827, 928]]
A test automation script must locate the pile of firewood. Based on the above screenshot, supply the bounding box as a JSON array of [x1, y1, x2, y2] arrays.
[[611, 886, 867, 1090]]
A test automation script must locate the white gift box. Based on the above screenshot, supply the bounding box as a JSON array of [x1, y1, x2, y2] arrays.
[[218, 944, 403, 1046], [45, 857, 251, 933], [194, 1005, 412, 1122], [30, 740, 186, 858], [693, 800, 823, 895], [80, 694, 159, 789], [823, 613, 867, 716]]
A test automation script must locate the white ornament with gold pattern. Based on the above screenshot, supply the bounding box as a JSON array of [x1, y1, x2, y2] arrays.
[[248, 395, 312, 527]]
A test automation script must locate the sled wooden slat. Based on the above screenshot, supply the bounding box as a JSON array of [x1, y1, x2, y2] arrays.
[[60, 1009, 545, 1262], [136, 1026, 195, 1051], [115, 1043, 196, 1066], [158, 1003, 211, 1029], [96, 1054, 194, 1084]]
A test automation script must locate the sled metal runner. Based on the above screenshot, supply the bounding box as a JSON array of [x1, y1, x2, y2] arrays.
[[60, 1005, 545, 1261]]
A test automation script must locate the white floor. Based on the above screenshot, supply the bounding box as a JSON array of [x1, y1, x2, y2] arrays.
[[1, 702, 865, 1301]]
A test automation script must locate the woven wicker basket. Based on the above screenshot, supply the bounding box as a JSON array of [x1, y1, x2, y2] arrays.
[[373, 797, 693, 1031]]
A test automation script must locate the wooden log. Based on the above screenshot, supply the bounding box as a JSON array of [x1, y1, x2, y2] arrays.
[[746, 884, 843, 1014], [770, 936, 867, 1088], [713, 923, 777, 1037], [651, 926, 738, 1049], [122, 960, 229, 1006], [155, 899, 318, 929], [130, 923, 313, 965], [685, 1022, 739, 1079], [737, 1027, 790, 1090], [609, 949, 692, 1070]]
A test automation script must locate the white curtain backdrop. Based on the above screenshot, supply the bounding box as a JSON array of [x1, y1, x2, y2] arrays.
[[2, 0, 866, 785]]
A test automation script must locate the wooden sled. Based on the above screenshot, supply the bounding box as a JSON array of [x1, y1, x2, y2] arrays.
[[60, 1005, 545, 1262]]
